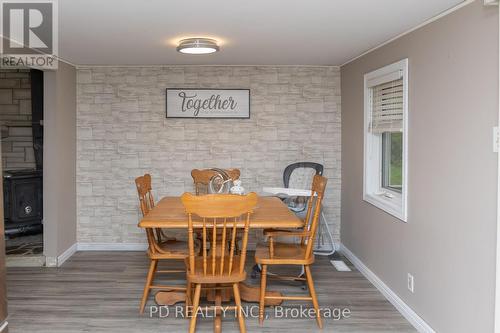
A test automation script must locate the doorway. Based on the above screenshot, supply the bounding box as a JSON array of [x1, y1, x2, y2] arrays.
[[0, 69, 44, 266]]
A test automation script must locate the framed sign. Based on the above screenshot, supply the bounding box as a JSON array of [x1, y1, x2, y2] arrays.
[[166, 88, 250, 119]]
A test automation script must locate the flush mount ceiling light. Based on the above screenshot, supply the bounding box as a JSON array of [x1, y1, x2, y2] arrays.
[[176, 38, 219, 55]]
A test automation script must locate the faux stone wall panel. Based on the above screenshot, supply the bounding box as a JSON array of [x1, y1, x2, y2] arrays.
[[77, 66, 341, 247], [0, 69, 35, 170]]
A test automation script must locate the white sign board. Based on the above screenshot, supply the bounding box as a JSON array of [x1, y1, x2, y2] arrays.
[[166, 89, 250, 118]]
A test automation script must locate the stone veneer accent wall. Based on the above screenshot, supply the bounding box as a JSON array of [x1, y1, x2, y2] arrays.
[[0, 69, 35, 170], [76, 66, 341, 246]]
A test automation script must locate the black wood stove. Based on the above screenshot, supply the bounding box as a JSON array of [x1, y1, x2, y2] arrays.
[[3, 169, 43, 237]]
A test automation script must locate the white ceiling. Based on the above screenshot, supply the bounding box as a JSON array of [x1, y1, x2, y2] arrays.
[[59, 0, 465, 66]]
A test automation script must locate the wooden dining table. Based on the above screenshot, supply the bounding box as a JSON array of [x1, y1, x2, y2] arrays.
[[139, 195, 303, 229], [138, 194, 303, 328]]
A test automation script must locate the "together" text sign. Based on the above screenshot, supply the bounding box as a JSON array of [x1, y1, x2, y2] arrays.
[[166, 89, 250, 119]]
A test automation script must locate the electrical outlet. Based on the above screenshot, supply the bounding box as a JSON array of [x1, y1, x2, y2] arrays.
[[407, 273, 414, 293]]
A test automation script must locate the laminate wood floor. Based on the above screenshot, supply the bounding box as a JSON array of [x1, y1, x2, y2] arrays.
[[6, 251, 416, 333]]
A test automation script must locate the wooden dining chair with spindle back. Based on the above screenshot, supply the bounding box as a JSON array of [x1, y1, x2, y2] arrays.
[[191, 168, 240, 195], [255, 174, 328, 328], [191, 168, 242, 254], [181, 192, 258, 333], [135, 174, 194, 314]]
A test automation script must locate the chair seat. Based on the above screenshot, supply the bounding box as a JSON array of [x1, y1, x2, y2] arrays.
[[187, 256, 247, 284], [255, 242, 314, 265], [148, 239, 199, 259]]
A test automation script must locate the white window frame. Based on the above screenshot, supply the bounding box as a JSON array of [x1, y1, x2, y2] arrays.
[[363, 59, 408, 222]]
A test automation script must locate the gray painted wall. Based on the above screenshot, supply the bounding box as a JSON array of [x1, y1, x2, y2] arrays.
[[43, 61, 77, 260], [76, 66, 341, 247], [341, 2, 498, 332]]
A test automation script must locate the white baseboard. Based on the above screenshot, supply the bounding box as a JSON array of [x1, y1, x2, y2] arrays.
[[340, 243, 436, 333], [45, 256, 57, 267], [45, 243, 145, 267], [57, 243, 78, 267], [0, 320, 8, 332], [77, 242, 148, 251]]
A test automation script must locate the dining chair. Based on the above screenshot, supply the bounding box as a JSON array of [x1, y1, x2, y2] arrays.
[[191, 168, 241, 195], [181, 192, 258, 333], [255, 174, 328, 328], [135, 174, 194, 314], [191, 168, 242, 254], [252, 162, 324, 279]]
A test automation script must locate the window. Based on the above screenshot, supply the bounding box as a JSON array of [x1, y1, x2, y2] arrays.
[[363, 59, 408, 221], [382, 132, 402, 192]]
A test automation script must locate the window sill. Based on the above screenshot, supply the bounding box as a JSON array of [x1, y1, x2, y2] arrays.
[[363, 192, 407, 222]]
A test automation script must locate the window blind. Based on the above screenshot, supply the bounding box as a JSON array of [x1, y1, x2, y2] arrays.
[[370, 78, 404, 133]]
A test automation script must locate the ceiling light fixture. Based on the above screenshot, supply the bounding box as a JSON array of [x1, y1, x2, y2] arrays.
[[176, 38, 219, 55]]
